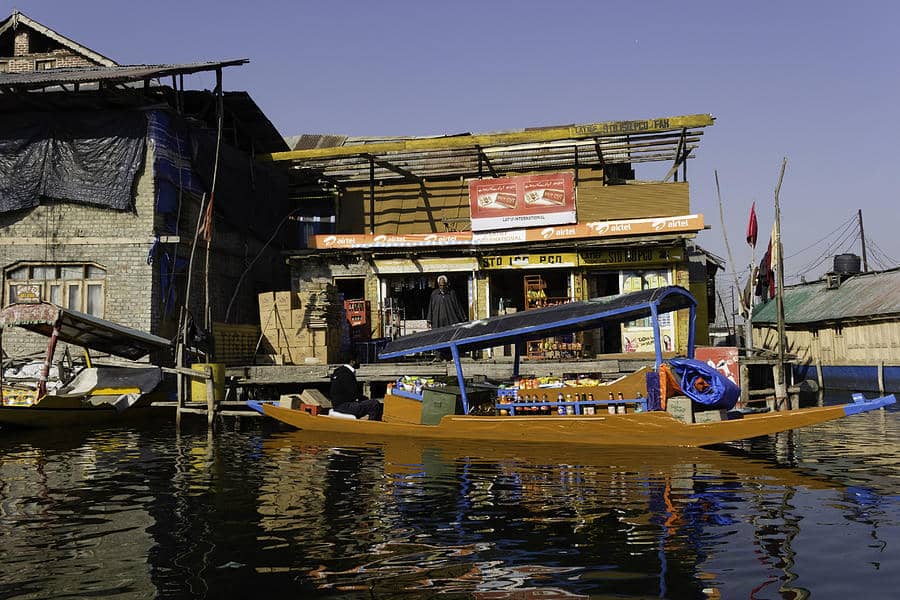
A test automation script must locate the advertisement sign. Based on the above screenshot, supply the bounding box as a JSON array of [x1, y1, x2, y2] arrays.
[[578, 245, 682, 267], [695, 346, 741, 388], [310, 214, 704, 250], [479, 253, 579, 270], [469, 173, 576, 231], [620, 270, 675, 353]]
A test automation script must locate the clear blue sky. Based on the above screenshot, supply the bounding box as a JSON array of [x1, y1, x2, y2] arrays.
[[10, 1, 900, 287]]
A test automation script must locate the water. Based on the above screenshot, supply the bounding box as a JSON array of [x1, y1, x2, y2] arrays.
[[1, 397, 898, 599]]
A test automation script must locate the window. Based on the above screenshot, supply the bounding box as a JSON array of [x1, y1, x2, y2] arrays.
[[34, 58, 56, 70], [0, 61, 9, 73], [5, 263, 106, 316]]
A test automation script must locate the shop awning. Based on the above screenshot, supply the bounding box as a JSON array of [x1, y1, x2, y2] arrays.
[[372, 257, 479, 274], [379, 285, 696, 358]]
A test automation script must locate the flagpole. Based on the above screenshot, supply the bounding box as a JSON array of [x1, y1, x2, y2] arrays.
[[773, 158, 788, 410], [745, 201, 757, 350]]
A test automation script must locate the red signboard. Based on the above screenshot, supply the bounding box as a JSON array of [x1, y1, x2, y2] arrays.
[[469, 173, 576, 231], [694, 346, 741, 388]]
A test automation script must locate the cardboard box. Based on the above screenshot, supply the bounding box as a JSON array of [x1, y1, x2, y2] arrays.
[[300, 388, 332, 409], [666, 395, 693, 423], [275, 290, 300, 310], [279, 394, 302, 409], [694, 408, 728, 423]]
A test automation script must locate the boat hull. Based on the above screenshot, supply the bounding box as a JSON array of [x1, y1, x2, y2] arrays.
[[255, 394, 895, 448]]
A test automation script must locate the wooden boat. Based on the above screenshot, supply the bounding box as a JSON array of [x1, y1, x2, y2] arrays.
[[249, 286, 895, 448], [0, 301, 172, 428]]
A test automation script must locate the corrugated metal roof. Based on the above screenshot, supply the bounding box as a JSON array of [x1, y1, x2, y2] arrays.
[[752, 267, 900, 325], [271, 114, 714, 185], [0, 60, 248, 90]]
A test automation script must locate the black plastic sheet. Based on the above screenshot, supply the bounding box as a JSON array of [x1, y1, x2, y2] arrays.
[[0, 110, 146, 213]]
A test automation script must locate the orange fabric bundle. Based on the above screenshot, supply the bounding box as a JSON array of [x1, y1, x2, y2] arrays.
[[657, 363, 682, 410]]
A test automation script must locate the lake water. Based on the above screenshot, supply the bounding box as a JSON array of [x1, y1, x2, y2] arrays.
[[1, 395, 898, 599]]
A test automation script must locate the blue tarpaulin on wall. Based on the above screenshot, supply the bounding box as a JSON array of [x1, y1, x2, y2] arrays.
[[147, 111, 207, 233]]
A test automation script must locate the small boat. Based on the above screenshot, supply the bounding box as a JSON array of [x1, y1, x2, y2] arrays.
[[249, 286, 895, 448], [0, 301, 173, 428]]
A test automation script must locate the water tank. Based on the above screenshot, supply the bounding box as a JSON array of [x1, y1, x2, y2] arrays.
[[833, 253, 861, 274]]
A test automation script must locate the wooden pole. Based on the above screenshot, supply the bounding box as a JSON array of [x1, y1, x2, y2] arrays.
[[773, 158, 788, 410], [858, 209, 869, 272], [206, 365, 215, 426]]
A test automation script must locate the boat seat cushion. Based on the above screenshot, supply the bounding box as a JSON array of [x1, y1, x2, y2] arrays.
[[327, 410, 357, 419]]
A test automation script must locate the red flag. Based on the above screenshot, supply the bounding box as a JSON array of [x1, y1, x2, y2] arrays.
[[746, 201, 758, 247]]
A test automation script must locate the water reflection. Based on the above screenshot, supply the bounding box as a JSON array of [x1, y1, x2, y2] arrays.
[[0, 404, 896, 599]]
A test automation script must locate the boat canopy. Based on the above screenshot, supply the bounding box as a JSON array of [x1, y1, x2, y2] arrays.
[[0, 302, 172, 360], [379, 285, 696, 414], [381, 285, 697, 360]]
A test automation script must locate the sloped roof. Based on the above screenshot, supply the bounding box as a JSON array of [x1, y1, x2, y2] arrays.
[[752, 267, 900, 326], [270, 114, 715, 184], [0, 60, 248, 92], [0, 10, 117, 67]]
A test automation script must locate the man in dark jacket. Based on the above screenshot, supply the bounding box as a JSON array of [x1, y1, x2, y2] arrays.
[[329, 359, 383, 420], [426, 275, 467, 329]]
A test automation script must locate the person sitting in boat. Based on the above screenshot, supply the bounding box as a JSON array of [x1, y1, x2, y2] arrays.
[[329, 358, 383, 421]]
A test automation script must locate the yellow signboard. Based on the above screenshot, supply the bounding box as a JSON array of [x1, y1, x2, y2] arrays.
[[479, 253, 579, 270], [579, 246, 682, 267]]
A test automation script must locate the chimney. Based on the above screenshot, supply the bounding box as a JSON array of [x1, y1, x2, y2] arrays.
[[14, 31, 29, 57]]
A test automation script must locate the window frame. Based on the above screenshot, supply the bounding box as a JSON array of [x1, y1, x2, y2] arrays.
[[4, 262, 107, 317]]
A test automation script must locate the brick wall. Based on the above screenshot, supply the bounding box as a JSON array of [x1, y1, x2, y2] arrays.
[[3, 29, 104, 73], [0, 143, 156, 359]]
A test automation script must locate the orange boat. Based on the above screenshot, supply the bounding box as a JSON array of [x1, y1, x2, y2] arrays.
[[250, 286, 895, 447]]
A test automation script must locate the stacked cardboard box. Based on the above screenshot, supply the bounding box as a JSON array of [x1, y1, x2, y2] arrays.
[[258, 286, 343, 365]]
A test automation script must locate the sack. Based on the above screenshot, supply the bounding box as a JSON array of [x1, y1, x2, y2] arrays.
[[667, 358, 740, 410]]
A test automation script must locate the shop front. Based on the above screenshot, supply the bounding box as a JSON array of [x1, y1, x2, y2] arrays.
[[372, 256, 478, 338], [578, 245, 685, 355]]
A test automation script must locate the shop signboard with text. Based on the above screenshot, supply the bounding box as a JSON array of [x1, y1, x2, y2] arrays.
[[479, 253, 579, 270], [469, 173, 576, 231]]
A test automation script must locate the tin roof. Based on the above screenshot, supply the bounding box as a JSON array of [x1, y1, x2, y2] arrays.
[[752, 267, 900, 326], [0, 60, 248, 92], [269, 114, 715, 185]]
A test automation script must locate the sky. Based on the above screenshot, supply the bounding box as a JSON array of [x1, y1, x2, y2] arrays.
[[8, 1, 900, 294]]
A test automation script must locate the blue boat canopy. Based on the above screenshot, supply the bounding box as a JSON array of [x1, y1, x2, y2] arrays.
[[380, 285, 697, 361]]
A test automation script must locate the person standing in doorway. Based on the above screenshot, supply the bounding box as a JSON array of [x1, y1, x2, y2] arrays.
[[426, 275, 468, 361], [329, 358, 383, 420], [426, 275, 467, 330]]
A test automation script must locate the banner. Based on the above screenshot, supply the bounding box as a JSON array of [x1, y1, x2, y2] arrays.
[[310, 214, 705, 249], [469, 173, 576, 231]]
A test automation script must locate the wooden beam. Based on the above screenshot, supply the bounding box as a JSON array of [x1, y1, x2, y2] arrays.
[[476, 146, 498, 178], [262, 114, 715, 162], [662, 128, 688, 182], [363, 153, 421, 181]]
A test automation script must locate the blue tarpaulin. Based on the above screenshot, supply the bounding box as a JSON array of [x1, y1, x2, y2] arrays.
[[668, 358, 740, 410]]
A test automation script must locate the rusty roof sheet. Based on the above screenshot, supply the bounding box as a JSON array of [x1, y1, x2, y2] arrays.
[[752, 267, 900, 325], [0, 60, 248, 91]]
